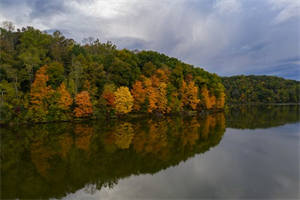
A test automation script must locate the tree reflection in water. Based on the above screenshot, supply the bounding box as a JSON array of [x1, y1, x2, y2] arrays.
[[2, 105, 299, 200], [226, 105, 299, 129], [1, 113, 225, 199]]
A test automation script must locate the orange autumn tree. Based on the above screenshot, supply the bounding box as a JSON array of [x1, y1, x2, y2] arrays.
[[114, 86, 134, 114], [57, 83, 73, 111], [201, 86, 213, 109], [156, 82, 169, 113], [99, 83, 116, 117], [210, 95, 216, 108], [74, 91, 93, 117], [143, 69, 169, 113], [101, 83, 116, 108], [131, 80, 146, 111], [29, 65, 54, 121], [154, 68, 169, 83], [53, 82, 73, 120], [145, 78, 158, 113], [180, 80, 200, 110]]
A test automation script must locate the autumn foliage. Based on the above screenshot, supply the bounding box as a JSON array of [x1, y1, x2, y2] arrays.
[[57, 83, 73, 111], [26, 62, 224, 122], [101, 84, 116, 108], [9, 33, 225, 123], [129, 69, 225, 114], [29, 65, 54, 121], [131, 80, 146, 111], [180, 80, 200, 110], [216, 92, 225, 109], [142, 70, 170, 113], [74, 91, 93, 117], [114, 86, 134, 114], [201, 86, 213, 109], [30, 66, 54, 109]]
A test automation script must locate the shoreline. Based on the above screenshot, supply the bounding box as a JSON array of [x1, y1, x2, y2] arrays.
[[226, 103, 300, 106], [0, 109, 225, 127], [1, 103, 299, 127]]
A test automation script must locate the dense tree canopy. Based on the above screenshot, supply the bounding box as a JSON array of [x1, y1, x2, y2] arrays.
[[222, 75, 300, 104], [0, 24, 226, 124]]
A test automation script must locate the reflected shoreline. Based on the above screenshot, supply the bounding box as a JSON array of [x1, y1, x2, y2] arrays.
[[1, 105, 299, 199], [1, 113, 225, 199], [226, 105, 299, 129]]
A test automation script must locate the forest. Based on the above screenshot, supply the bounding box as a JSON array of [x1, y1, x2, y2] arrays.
[[0, 23, 225, 124], [222, 75, 300, 104]]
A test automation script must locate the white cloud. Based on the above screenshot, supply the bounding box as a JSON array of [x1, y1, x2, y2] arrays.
[[214, 0, 241, 14], [268, 0, 300, 24]]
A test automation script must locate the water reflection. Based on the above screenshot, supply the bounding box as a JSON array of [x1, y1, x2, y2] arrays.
[[2, 106, 299, 199], [226, 105, 300, 129], [1, 113, 225, 200]]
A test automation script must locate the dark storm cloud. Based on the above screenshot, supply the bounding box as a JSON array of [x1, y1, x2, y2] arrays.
[[0, 0, 299, 80], [249, 60, 300, 80], [0, 0, 67, 17], [29, 0, 67, 17]]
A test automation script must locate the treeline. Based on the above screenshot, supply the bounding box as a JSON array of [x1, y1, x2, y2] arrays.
[[0, 23, 225, 124], [222, 75, 300, 104]]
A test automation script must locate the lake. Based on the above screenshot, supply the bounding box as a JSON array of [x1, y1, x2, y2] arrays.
[[1, 105, 299, 199]]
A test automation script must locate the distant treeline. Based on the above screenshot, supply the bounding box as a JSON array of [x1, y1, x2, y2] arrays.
[[222, 75, 300, 104], [0, 22, 225, 124]]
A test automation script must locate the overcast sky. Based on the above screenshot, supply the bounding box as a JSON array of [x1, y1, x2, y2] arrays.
[[0, 0, 299, 80]]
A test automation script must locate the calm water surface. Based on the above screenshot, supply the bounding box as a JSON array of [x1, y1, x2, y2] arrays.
[[1, 105, 299, 199]]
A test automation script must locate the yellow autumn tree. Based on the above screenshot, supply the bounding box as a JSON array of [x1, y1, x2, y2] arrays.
[[210, 95, 216, 109], [57, 83, 73, 111], [201, 86, 213, 109], [146, 86, 158, 113], [156, 82, 169, 113], [114, 86, 134, 114], [74, 91, 93, 117], [180, 80, 200, 110]]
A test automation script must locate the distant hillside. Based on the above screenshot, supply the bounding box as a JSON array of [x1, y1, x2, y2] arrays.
[[222, 75, 300, 104]]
